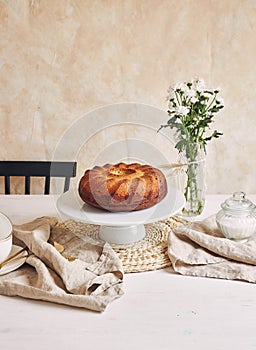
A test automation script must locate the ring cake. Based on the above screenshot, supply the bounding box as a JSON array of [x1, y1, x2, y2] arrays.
[[78, 162, 168, 212]]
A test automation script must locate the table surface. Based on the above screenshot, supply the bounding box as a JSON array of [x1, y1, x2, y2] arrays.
[[1, 194, 256, 350]]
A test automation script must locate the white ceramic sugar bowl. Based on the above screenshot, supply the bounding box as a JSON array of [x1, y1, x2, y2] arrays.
[[216, 192, 256, 243]]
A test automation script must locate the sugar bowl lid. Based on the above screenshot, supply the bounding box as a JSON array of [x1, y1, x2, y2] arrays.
[[221, 191, 256, 213]]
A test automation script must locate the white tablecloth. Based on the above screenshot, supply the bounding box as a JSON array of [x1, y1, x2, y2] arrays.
[[1, 194, 256, 350]]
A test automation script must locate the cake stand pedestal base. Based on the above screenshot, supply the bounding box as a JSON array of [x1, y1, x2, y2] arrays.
[[99, 224, 146, 245]]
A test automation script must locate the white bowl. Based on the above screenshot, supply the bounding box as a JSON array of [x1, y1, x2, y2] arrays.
[[0, 212, 12, 263]]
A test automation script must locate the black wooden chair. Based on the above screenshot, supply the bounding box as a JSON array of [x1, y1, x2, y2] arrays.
[[0, 161, 77, 194]]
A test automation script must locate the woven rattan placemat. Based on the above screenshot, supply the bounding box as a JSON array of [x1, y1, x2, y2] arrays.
[[58, 217, 182, 273]]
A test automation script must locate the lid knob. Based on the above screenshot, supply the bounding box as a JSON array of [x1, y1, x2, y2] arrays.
[[233, 191, 246, 201]]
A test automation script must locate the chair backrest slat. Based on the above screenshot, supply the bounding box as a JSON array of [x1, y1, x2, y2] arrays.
[[64, 177, 71, 193], [0, 161, 77, 195], [25, 176, 30, 195], [44, 176, 51, 195], [5, 176, 10, 195]]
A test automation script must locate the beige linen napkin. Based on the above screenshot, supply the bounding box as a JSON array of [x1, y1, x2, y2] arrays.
[[168, 215, 256, 282], [0, 217, 124, 312]]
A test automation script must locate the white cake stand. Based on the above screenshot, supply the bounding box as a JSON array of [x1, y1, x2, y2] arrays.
[[57, 186, 185, 245]]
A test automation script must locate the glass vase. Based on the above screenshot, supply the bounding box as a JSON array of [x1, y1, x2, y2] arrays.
[[179, 143, 206, 217]]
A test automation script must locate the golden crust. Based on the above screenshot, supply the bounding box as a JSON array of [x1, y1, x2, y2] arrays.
[[78, 162, 168, 212]]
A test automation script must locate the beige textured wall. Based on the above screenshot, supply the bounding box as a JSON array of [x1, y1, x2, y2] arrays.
[[0, 0, 256, 194]]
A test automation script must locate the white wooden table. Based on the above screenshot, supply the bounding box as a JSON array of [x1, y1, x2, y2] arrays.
[[1, 194, 256, 350]]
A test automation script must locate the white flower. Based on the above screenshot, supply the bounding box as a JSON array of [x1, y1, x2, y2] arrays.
[[166, 91, 175, 101], [184, 88, 197, 100], [172, 82, 187, 92], [190, 96, 198, 103], [175, 106, 190, 115], [193, 78, 206, 93]]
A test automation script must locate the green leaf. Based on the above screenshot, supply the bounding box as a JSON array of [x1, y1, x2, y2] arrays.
[[167, 116, 178, 124], [175, 139, 186, 152], [212, 130, 223, 138]]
